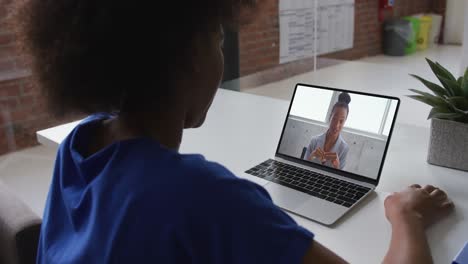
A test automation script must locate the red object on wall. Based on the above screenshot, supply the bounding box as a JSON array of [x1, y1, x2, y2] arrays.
[[379, 0, 394, 22]]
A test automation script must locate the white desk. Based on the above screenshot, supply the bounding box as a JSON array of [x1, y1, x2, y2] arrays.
[[37, 88, 468, 263]]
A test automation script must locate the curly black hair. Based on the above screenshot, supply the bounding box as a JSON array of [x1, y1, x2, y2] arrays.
[[13, 0, 257, 116]]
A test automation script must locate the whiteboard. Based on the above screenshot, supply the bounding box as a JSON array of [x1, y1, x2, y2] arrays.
[[279, 0, 355, 64]]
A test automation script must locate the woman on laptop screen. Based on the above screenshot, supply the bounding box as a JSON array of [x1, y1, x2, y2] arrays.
[[304, 92, 350, 170]]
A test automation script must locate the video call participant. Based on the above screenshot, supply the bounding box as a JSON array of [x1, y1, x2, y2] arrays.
[[304, 92, 351, 170]]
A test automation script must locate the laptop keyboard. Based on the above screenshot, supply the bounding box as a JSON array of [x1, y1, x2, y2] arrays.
[[245, 159, 371, 208]]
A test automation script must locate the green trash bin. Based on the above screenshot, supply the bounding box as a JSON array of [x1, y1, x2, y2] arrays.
[[403, 16, 420, 55]]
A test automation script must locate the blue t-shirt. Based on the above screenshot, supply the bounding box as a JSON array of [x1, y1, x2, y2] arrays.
[[37, 114, 314, 263]]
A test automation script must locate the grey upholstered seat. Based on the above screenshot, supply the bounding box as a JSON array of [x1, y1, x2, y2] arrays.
[[0, 182, 41, 264]]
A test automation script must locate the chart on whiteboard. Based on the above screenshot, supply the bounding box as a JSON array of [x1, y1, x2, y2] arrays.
[[279, 0, 355, 64]]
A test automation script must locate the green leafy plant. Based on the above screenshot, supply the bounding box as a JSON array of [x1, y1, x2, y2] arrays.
[[409, 58, 468, 123]]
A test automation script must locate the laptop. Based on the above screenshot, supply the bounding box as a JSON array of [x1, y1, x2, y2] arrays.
[[244, 83, 400, 226]]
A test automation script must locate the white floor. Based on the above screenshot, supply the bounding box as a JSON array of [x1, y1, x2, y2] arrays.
[[0, 45, 463, 217]]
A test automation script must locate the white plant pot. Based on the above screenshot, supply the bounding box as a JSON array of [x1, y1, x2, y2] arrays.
[[427, 118, 468, 171]]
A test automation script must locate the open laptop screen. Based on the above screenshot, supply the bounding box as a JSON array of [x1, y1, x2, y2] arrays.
[[277, 84, 399, 180]]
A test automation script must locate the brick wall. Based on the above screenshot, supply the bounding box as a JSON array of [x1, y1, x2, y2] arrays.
[[239, 0, 279, 76], [0, 0, 18, 72], [0, 73, 78, 155], [0, 0, 72, 155], [239, 0, 445, 76], [0, 76, 53, 155]]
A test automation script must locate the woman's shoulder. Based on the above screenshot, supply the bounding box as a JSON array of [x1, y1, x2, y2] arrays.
[[176, 154, 239, 183], [308, 132, 326, 146], [338, 135, 350, 151], [121, 146, 249, 192], [123, 146, 239, 183], [309, 132, 322, 142], [133, 153, 270, 216], [175, 156, 265, 199]]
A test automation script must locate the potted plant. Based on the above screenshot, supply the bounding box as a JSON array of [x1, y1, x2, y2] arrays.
[[409, 58, 468, 171]]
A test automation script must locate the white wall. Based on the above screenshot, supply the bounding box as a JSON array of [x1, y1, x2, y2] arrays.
[[444, 0, 466, 44], [460, 0, 468, 74], [278, 118, 387, 179]]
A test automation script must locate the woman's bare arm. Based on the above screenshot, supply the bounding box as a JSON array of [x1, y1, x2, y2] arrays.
[[301, 184, 454, 264]]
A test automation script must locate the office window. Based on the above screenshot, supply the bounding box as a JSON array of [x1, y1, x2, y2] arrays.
[[383, 100, 398, 136], [290, 86, 397, 137], [290, 87, 334, 122], [345, 94, 389, 134]]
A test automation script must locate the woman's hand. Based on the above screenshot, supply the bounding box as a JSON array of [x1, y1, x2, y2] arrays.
[[382, 185, 454, 264], [309, 149, 340, 169], [384, 184, 454, 228], [309, 147, 326, 162], [324, 152, 340, 169]]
